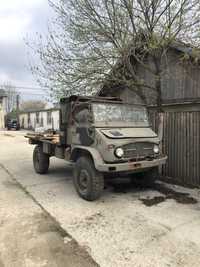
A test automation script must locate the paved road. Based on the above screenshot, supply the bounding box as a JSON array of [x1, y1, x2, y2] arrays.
[[1, 130, 200, 267], [0, 133, 97, 267]]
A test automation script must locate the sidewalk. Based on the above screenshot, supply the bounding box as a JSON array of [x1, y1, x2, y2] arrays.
[[0, 165, 97, 267]]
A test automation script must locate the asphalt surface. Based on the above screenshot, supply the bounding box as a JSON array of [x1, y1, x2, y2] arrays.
[[1, 130, 200, 267], [0, 133, 98, 267]]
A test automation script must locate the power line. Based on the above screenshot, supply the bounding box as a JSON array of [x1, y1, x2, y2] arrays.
[[18, 92, 47, 96], [15, 90, 48, 95], [0, 84, 51, 97], [0, 85, 49, 91]]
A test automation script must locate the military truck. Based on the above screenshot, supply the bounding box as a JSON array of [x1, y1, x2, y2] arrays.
[[26, 95, 167, 201]]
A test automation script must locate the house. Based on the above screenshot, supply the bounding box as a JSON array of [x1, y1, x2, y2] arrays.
[[0, 89, 7, 129], [19, 108, 60, 131], [97, 41, 200, 187]]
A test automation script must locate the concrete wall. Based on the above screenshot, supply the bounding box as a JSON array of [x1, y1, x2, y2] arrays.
[[19, 109, 60, 131]]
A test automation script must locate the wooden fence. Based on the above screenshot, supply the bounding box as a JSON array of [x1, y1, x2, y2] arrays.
[[150, 111, 200, 187]]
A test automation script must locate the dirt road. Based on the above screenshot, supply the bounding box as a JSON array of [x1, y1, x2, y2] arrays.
[[1, 131, 200, 267]]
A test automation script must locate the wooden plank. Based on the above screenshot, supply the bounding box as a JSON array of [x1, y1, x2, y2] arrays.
[[194, 112, 197, 184], [169, 112, 174, 178], [167, 112, 170, 176], [177, 112, 181, 180], [194, 112, 200, 185], [172, 112, 176, 179], [180, 112, 185, 182], [186, 112, 190, 183], [172, 112, 176, 178], [189, 112, 194, 185], [183, 112, 187, 184], [163, 112, 167, 175], [197, 112, 200, 184]]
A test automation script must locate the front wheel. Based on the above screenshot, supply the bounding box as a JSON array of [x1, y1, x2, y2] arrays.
[[73, 156, 104, 201], [33, 145, 49, 174]]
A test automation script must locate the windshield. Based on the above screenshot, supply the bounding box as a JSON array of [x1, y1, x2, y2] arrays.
[[92, 103, 149, 126]]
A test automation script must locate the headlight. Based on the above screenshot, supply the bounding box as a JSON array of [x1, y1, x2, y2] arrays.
[[115, 147, 124, 158], [153, 144, 159, 154]]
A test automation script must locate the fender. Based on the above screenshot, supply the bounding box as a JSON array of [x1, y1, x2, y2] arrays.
[[71, 145, 104, 169]]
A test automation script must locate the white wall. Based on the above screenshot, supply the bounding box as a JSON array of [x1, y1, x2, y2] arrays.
[[2, 97, 7, 112], [30, 113, 36, 129], [19, 109, 60, 131], [19, 113, 28, 129], [51, 110, 60, 130], [0, 103, 5, 129]]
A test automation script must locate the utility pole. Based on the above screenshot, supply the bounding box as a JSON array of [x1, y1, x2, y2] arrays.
[[16, 94, 20, 121]]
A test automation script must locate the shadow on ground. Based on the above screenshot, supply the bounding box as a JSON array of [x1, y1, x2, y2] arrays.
[[142, 183, 198, 206], [107, 178, 197, 206]]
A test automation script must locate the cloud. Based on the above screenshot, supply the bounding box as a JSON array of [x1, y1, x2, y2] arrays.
[[0, 0, 48, 43], [0, 0, 51, 98], [0, 15, 31, 43], [0, 0, 44, 11]]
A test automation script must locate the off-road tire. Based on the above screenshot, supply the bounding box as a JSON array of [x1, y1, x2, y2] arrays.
[[73, 156, 104, 201], [131, 167, 159, 187], [33, 145, 49, 174]]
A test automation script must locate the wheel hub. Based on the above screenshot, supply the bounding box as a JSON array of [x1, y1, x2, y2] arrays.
[[79, 169, 90, 191]]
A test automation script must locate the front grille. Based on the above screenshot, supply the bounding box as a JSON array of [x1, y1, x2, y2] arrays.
[[123, 142, 154, 159]]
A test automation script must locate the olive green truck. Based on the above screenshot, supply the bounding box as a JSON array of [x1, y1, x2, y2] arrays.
[[26, 95, 167, 201]]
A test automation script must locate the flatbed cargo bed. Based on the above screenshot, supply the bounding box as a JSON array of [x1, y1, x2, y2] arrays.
[[25, 132, 60, 144]]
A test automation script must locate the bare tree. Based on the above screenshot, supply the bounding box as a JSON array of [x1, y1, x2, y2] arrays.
[[29, 0, 200, 105], [2, 83, 19, 113]]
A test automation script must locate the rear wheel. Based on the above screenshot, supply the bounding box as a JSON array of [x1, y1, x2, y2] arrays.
[[131, 167, 158, 187], [73, 156, 104, 201], [33, 145, 49, 174]]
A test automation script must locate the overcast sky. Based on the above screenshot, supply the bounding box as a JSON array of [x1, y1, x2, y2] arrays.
[[0, 0, 52, 100]]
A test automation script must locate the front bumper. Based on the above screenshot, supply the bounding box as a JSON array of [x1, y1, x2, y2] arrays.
[[96, 156, 167, 173]]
